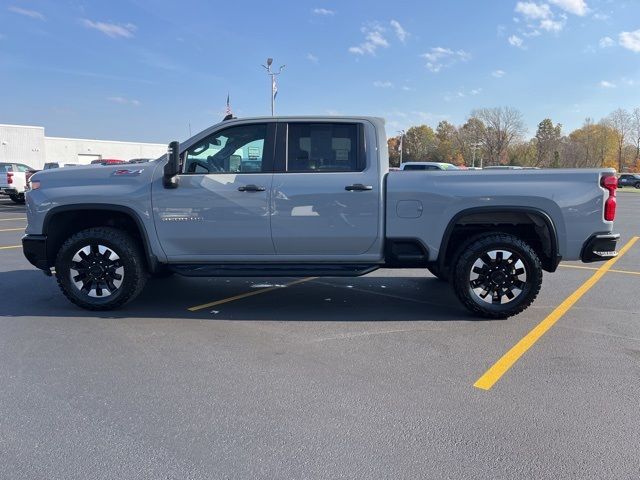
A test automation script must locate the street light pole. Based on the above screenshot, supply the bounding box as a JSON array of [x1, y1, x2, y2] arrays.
[[471, 142, 482, 168], [262, 58, 285, 116], [398, 130, 405, 166]]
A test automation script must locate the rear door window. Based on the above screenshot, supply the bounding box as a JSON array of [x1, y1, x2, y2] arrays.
[[286, 123, 363, 172]]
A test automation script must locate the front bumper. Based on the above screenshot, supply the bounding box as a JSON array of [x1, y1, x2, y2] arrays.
[[581, 233, 620, 263], [1, 188, 18, 195], [22, 234, 49, 270]]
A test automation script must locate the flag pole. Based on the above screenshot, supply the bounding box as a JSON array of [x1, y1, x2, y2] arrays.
[[262, 58, 285, 117]]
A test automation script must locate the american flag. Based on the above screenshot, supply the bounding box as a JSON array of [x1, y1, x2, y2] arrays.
[[225, 93, 232, 116]]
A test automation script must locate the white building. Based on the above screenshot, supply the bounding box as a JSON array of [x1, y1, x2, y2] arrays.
[[0, 124, 167, 169]]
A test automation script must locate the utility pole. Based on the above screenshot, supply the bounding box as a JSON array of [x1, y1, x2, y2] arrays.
[[262, 58, 285, 116], [398, 130, 405, 165]]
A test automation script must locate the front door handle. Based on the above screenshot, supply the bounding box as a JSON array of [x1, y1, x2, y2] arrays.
[[238, 184, 266, 192], [345, 183, 373, 191]]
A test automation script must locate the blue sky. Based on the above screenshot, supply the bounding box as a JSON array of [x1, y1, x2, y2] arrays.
[[1, 0, 639, 143]]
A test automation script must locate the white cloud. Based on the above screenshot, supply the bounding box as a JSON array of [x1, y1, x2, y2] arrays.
[[312, 8, 335, 16], [82, 19, 136, 38], [599, 36, 614, 48], [8, 6, 45, 20], [390, 19, 408, 42], [306, 53, 319, 63], [470, 88, 482, 95], [373, 80, 393, 88], [108, 96, 141, 106], [619, 30, 640, 53], [515, 2, 552, 20], [599, 80, 616, 88], [421, 47, 470, 72], [401, 85, 413, 91], [592, 12, 609, 21], [349, 25, 389, 55], [492, 69, 506, 78], [540, 18, 564, 32], [508, 35, 524, 48], [548, 0, 589, 16]]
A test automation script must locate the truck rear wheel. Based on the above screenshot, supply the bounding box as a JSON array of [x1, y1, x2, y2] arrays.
[[55, 227, 147, 310], [9, 193, 25, 204], [451, 233, 542, 319]]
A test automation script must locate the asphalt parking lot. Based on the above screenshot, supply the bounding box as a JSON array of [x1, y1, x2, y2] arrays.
[[1, 194, 639, 479]]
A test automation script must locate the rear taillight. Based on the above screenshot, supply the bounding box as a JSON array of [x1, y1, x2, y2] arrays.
[[601, 175, 617, 221], [7, 172, 13, 185]]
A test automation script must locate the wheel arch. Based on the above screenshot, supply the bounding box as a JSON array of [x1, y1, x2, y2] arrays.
[[437, 206, 561, 273], [42, 204, 159, 272]]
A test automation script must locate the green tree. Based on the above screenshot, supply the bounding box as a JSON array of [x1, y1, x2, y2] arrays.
[[434, 120, 458, 162], [403, 125, 436, 161], [455, 117, 486, 167], [534, 118, 562, 167]]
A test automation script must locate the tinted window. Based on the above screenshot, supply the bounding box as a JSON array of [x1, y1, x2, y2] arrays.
[[287, 123, 360, 172], [403, 164, 439, 171], [0, 164, 11, 173], [184, 124, 267, 174], [15, 164, 31, 172]]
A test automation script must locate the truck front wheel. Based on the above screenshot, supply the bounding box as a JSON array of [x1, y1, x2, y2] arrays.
[[451, 233, 542, 319], [54, 227, 147, 310]]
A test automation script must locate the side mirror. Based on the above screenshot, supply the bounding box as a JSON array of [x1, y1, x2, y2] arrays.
[[163, 141, 180, 189]]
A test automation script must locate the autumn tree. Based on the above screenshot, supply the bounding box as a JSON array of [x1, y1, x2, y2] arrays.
[[471, 107, 526, 165], [387, 136, 401, 167], [562, 119, 617, 168], [403, 125, 436, 161], [605, 108, 631, 172], [534, 119, 562, 167]]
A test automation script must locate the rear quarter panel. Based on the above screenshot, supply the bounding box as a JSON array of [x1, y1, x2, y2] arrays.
[[386, 169, 615, 261]]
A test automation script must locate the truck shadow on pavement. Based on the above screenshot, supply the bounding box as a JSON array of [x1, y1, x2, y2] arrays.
[[0, 269, 485, 322]]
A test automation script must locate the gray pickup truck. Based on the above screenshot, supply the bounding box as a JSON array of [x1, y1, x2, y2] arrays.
[[22, 116, 619, 318]]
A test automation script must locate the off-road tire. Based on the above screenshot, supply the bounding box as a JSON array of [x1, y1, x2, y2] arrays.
[[451, 233, 542, 319], [55, 227, 147, 310]]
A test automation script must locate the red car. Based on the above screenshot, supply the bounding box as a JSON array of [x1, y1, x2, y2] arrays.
[[90, 159, 127, 166]]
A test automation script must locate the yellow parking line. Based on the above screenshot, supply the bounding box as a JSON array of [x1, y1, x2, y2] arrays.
[[0, 217, 26, 221], [0, 227, 24, 232], [0, 245, 21, 250], [560, 264, 640, 277], [474, 235, 639, 391], [187, 277, 317, 312]]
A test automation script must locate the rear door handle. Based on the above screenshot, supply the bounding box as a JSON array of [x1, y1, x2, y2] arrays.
[[238, 184, 266, 192], [345, 184, 373, 191]]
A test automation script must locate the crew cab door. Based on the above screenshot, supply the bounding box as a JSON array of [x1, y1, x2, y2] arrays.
[[153, 122, 275, 260], [270, 121, 383, 259]]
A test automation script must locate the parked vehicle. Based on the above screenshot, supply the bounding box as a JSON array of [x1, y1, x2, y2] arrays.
[[401, 162, 459, 171], [0, 162, 36, 203], [90, 159, 127, 165], [618, 173, 640, 189], [23, 116, 619, 318], [44, 162, 81, 169]]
